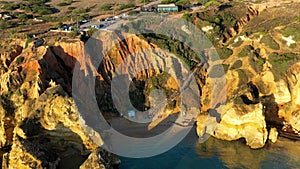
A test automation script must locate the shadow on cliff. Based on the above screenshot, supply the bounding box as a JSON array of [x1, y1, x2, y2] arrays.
[[19, 118, 89, 169], [240, 82, 260, 105], [238, 82, 285, 139], [38, 46, 76, 95], [261, 94, 284, 130]]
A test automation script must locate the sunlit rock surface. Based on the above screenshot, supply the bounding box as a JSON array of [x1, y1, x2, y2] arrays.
[[268, 127, 278, 143]]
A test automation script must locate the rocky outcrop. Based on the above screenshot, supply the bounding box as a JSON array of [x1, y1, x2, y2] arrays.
[[80, 151, 106, 169], [1, 85, 105, 169], [268, 127, 278, 143], [198, 63, 300, 148], [198, 99, 268, 149], [278, 62, 300, 136], [80, 149, 120, 169], [0, 104, 6, 148]]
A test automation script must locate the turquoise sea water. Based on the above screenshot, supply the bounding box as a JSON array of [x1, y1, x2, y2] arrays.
[[118, 127, 300, 169]]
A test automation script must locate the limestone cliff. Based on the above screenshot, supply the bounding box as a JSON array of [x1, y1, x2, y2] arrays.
[[0, 39, 115, 168], [1, 2, 300, 167], [197, 1, 300, 148]]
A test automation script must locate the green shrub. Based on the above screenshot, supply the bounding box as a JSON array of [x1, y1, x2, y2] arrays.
[[100, 5, 112, 11], [204, 0, 220, 8], [219, 11, 236, 27], [25, 38, 33, 48], [232, 38, 243, 47], [16, 56, 24, 65], [17, 14, 28, 21], [217, 47, 233, 60], [37, 8, 53, 15], [0, 20, 8, 30], [175, 0, 189, 6], [230, 60, 243, 69], [0, 1, 9, 4], [128, 11, 139, 15], [238, 45, 254, 58], [53, 22, 63, 29], [161, 0, 176, 4], [236, 69, 248, 85], [68, 6, 76, 10], [69, 29, 79, 38], [257, 58, 266, 66], [269, 52, 300, 80], [140, 33, 198, 69], [260, 35, 280, 50], [119, 4, 135, 10], [0, 66, 7, 71], [86, 27, 98, 37], [16, 89, 22, 96], [79, 13, 90, 20], [73, 8, 89, 14], [182, 13, 193, 23], [9, 29, 16, 36], [1, 3, 20, 10], [210, 47, 232, 61], [57, 2, 70, 6], [39, 16, 61, 22]]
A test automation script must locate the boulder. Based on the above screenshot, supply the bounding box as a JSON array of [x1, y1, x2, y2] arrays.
[[268, 127, 278, 143]]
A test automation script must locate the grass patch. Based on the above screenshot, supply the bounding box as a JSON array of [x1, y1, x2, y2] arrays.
[[280, 24, 300, 42], [260, 35, 280, 50]]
